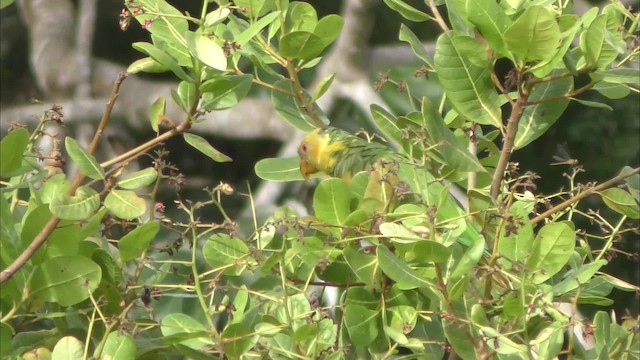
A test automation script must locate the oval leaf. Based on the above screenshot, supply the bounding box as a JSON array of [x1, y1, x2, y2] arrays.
[[0, 128, 29, 178], [50, 186, 100, 220], [65, 137, 104, 180], [119, 221, 160, 262], [104, 189, 147, 219], [194, 35, 227, 71], [254, 157, 304, 182], [30, 256, 102, 306], [117, 167, 158, 190], [183, 132, 232, 163], [600, 188, 640, 219]]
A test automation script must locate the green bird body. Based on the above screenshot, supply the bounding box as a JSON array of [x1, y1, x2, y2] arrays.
[[297, 126, 398, 181]]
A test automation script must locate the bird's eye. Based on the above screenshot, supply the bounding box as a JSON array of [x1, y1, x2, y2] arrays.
[[301, 144, 307, 153]]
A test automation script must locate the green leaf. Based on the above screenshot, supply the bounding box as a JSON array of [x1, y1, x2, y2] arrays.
[[311, 73, 335, 102], [161, 313, 213, 350], [526, 221, 575, 284], [271, 79, 328, 131], [285, 1, 318, 32], [371, 105, 403, 145], [313, 178, 351, 226], [104, 189, 147, 220], [514, 75, 573, 149], [175, 81, 197, 112], [199, 75, 253, 110], [22, 205, 83, 264], [149, 96, 166, 132], [343, 304, 379, 347], [531, 14, 582, 78], [30, 256, 101, 306], [398, 24, 433, 67], [314, 14, 343, 48], [379, 222, 423, 243], [221, 323, 258, 358], [377, 246, 434, 289], [119, 222, 160, 262], [596, 68, 640, 85], [52, 336, 84, 359], [235, 0, 274, 19], [465, 0, 511, 55], [343, 246, 378, 289], [255, 322, 283, 336], [203, 234, 250, 276], [408, 240, 451, 264], [0, 0, 16, 10], [570, 97, 613, 111], [127, 56, 170, 74], [497, 201, 534, 264], [132, 0, 189, 35], [450, 237, 485, 279], [0, 128, 29, 178], [422, 97, 485, 172], [254, 157, 304, 182], [552, 260, 608, 295], [592, 81, 631, 99], [101, 332, 136, 360], [532, 323, 564, 360], [0, 322, 12, 358], [65, 137, 104, 180], [621, 166, 640, 203], [204, 7, 231, 27], [382, 0, 429, 22], [480, 326, 528, 354], [504, 5, 561, 64], [183, 133, 232, 162], [594, 311, 611, 356], [194, 34, 227, 71], [280, 31, 325, 60], [434, 32, 502, 127], [39, 173, 71, 204], [132, 42, 191, 82], [50, 186, 100, 220], [600, 188, 640, 219], [234, 11, 281, 46], [582, 14, 622, 69], [117, 167, 158, 190]]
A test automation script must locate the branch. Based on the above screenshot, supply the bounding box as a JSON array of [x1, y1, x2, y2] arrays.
[[490, 76, 534, 199], [426, 0, 450, 32], [530, 167, 640, 224], [1, 74, 127, 284]]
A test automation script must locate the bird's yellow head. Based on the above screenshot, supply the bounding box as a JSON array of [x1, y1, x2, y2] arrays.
[[297, 127, 345, 179]]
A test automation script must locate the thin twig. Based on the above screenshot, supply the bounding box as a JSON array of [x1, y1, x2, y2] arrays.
[[426, 0, 450, 32], [0, 73, 128, 284], [531, 167, 640, 224], [285, 61, 325, 128], [525, 82, 596, 106]]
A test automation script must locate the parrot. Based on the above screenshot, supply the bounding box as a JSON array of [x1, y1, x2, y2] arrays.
[[297, 126, 398, 181], [297, 126, 483, 244], [297, 126, 408, 211]]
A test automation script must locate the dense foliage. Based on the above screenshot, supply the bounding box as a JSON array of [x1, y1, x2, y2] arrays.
[[1, 0, 639, 359]]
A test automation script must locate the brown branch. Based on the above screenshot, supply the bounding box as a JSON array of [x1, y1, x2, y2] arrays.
[[0, 74, 128, 284], [490, 76, 534, 199], [525, 82, 596, 106], [531, 167, 640, 224], [285, 61, 325, 128]]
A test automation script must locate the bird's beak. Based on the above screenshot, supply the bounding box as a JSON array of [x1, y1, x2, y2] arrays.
[[300, 160, 317, 180]]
